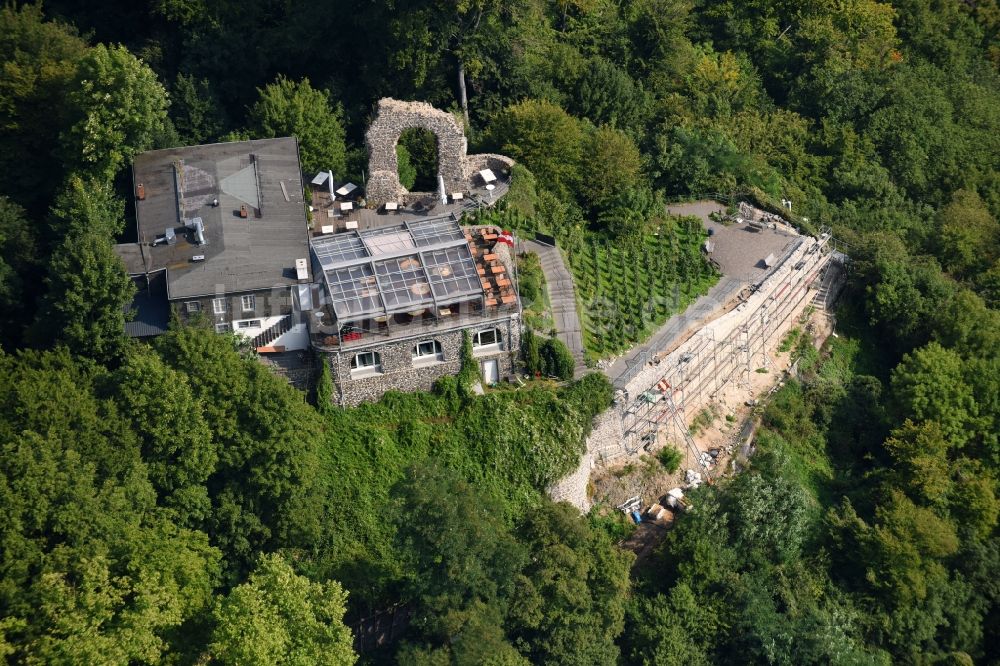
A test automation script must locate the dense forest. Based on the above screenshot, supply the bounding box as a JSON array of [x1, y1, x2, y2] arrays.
[[0, 0, 998, 663]]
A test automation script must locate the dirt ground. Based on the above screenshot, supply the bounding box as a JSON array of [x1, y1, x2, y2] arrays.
[[591, 305, 834, 554]]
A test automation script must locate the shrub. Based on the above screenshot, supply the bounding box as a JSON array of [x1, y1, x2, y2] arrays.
[[657, 445, 683, 473], [540, 336, 575, 380], [457, 330, 480, 389], [315, 356, 333, 413], [522, 328, 542, 375], [517, 252, 544, 305], [559, 372, 614, 423]]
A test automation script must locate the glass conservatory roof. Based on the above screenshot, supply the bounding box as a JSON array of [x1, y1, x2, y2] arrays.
[[312, 216, 484, 319]]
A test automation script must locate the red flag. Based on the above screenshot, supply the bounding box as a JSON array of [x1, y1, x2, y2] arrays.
[[498, 230, 514, 246]]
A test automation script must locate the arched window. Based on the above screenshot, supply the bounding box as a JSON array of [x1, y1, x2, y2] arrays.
[[350, 351, 382, 377], [412, 340, 444, 365], [472, 328, 502, 350]]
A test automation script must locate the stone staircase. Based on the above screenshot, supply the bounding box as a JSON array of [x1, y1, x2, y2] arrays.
[[811, 258, 845, 310], [252, 315, 293, 349]]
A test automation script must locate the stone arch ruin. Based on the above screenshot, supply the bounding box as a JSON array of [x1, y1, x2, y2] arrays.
[[364, 98, 513, 206]]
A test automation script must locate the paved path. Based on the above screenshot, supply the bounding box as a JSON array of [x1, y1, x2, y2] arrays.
[[603, 276, 744, 388], [524, 240, 587, 377]]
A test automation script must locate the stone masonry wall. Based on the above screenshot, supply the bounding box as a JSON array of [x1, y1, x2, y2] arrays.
[[325, 317, 521, 407], [366, 99, 468, 205], [464, 153, 515, 180]]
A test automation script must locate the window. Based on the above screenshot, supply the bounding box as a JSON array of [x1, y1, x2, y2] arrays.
[[213, 298, 227, 314], [215, 323, 230, 333], [185, 301, 201, 313], [237, 319, 261, 329], [472, 328, 502, 349], [350, 351, 382, 376], [241, 294, 256, 311], [412, 340, 443, 365]]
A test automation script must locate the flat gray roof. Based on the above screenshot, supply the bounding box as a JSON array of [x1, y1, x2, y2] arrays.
[[128, 137, 310, 300]]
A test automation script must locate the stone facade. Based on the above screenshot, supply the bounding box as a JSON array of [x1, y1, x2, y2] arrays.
[[464, 153, 515, 178], [324, 316, 521, 407], [547, 452, 593, 512], [365, 99, 469, 205], [364, 99, 516, 206]]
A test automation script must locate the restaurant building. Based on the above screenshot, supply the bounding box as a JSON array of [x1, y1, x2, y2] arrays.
[[309, 215, 521, 406]]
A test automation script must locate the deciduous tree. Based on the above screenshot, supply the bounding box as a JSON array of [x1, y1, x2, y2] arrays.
[[61, 44, 169, 182], [248, 76, 346, 177], [31, 230, 134, 363], [211, 553, 356, 666]]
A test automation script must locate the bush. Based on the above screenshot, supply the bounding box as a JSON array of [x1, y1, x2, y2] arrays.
[[657, 445, 683, 473], [457, 330, 480, 389], [540, 336, 576, 380], [522, 328, 542, 374], [517, 251, 544, 305], [314, 355, 333, 413], [559, 372, 614, 422]]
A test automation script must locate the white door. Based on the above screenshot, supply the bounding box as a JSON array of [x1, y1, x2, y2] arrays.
[[481, 359, 499, 384]]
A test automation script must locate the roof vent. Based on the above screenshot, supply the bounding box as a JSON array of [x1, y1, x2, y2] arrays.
[[295, 258, 309, 281], [191, 255, 205, 262], [185, 217, 206, 245], [165, 227, 177, 245], [136, 183, 146, 200]]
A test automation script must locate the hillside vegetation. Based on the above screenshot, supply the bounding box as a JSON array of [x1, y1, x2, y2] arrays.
[[0, 0, 998, 663]]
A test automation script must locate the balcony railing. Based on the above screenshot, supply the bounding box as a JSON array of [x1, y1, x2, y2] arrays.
[[310, 303, 517, 351]]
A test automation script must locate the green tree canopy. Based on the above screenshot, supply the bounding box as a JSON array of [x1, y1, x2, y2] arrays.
[[211, 553, 356, 666], [110, 349, 217, 526], [933, 189, 1000, 277], [0, 350, 221, 663], [890, 342, 978, 448], [489, 99, 585, 200], [583, 126, 644, 210], [0, 4, 87, 208], [61, 44, 169, 182], [247, 75, 346, 177], [170, 72, 227, 145], [0, 197, 39, 346], [31, 230, 134, 363]]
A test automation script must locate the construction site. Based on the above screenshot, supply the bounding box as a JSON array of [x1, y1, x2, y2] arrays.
[[548, 200, 847, 547]]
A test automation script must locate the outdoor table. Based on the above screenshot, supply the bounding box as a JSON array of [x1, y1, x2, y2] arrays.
[[451, 192, 464, 201], [501, 294, 516, 304], [340, 202, 353, 212], [345, 220, 358, 230], [490, 264, 505, 274], [481, 279, 492, 290], [321, 225, 334, 234], [384, 201, 398, 211], [479, 168, 496, 184], [336, 183, 357, 197], [485, 298, 498, 307], [483, 253, 498, 261]]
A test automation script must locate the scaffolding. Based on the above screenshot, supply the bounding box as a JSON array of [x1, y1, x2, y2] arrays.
[[616, 233, 835, 458]]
